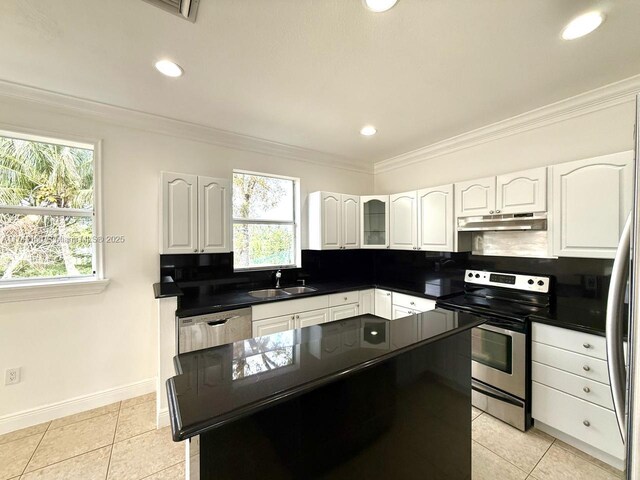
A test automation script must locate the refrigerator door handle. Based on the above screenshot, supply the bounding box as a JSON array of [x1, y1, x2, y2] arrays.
[[607, 212, 631, 444]]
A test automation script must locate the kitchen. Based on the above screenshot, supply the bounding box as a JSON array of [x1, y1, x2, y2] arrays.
[[0, 1, 639, 479]]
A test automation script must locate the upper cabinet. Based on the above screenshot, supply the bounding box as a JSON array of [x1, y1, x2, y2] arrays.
[[308, 192, 359, 250], [455, 177, 496, 217], [389, 191, 418, 250], [496, 167, 547, 214], [417, 184, 454, 252], [360, 195, 389, 249], [551, 152, 633, 259], [160, 172, 231, 254]]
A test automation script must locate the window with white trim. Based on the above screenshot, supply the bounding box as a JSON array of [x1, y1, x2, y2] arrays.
[[0, 132, 99, 283], [232, 171, 300, 270]]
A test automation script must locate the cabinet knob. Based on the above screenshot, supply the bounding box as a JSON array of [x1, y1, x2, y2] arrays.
[[410, 301, 415, 306], [296, 315, 300, 319], [200, 249, 204, 252], [583, 386, 591, 393], [583, 420, 590, 427], [291, 315, 295, 320], [489, 210, 494, 214], [193, 249, 198, 252], [496, 209, 501, 213], [344, 297, 348, 301], [583, 365, 590, 371], [386, 293, 391, 296], [583, 343, 591, 349]]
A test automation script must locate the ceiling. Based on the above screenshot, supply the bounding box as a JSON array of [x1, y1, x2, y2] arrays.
[[0, 0, 639, 168]]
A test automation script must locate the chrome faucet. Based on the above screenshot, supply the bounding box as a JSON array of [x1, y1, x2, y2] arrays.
[[275, 269, 282, 289]]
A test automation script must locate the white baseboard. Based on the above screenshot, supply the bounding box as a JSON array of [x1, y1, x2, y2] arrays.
[[535, 421, 625, 471], [156, 408, 170, 429], [0, 378, 156, 435]]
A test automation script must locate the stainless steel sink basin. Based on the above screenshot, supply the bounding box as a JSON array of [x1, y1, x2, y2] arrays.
[[283, 286, 318, 294], [248, 289, 291, 299]]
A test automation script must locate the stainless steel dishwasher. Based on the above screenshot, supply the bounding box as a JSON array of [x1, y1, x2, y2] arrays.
[[177, 307, 252, 354]]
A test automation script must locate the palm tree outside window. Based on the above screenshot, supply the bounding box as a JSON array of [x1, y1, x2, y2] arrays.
[[0, 132, 97, 282]]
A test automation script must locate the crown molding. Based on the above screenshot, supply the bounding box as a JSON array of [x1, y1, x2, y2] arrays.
[[0, 79, 372, 174], [374, 74, 640, 175]]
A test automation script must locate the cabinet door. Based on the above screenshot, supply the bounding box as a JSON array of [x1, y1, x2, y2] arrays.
[[360, 195, 389, 249], [496, 167, 547, 214], [392, 306, 415, 320], [417, 184, 454, 252], [374, 289, 392, 320], [198, 176, 231, 253], [341, 194, 360, 249], [329, 304, 359, 322], [551, 152, 633, 258], [321, 192, 342, 249], [455, 177, 496, 217], [296, 309, 329, 328], [389, 191, 418, 250], [359, 289, 375, 315], [161, 172, 198, 254], [252, 315, 295, 337]]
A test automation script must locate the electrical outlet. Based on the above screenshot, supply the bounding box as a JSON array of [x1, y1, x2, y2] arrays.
[[5, 367, 21, 385]]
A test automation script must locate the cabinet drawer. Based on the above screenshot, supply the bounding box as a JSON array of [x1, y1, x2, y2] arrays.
[[328, 291, 359, 307], [532, 362, 613, 410], [532, 322, 606, 360], [532, 342, 609, 384], [532, 382, 624, 459], [252, 295, 329, 320], [391, 292, 436, 312]]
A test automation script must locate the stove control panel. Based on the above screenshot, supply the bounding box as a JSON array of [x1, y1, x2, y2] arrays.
[[465, 270, 550, 293]]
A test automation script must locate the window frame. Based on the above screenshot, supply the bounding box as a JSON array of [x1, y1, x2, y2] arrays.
[[232, 170, 301, 272], [0, 127, 107, 297]]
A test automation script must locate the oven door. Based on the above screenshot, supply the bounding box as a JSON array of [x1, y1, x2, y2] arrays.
[[471, 324, 526, 399]]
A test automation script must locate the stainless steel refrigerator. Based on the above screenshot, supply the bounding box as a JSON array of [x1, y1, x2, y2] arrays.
[[608, 94, 640, 479]]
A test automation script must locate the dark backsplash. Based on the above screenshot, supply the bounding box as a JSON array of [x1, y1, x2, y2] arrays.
[[161, 250, 613, 304]]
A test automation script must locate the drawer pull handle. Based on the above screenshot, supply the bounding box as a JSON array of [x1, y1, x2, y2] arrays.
[[583, 343, 591, 349], [583, 420, 590, 427], [344, 297, 348, 301], [583, 387, 591, 393], [583, 365, 591, 372], [410, 301, 415, 306]]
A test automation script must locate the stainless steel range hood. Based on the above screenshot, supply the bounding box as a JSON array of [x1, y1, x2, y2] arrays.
[[457, 213, 547, 232]]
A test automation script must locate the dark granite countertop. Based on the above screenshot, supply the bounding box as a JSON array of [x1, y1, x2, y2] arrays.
[[166, 309, 483, 441], [529, 296, 614, 337], [171, 279, 465, 317]]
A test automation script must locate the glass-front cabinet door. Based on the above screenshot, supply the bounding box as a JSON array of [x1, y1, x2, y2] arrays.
[[360, 195, 389, 249]]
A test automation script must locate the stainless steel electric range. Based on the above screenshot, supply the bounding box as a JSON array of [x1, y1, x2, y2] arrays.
[[437, 270, 552, 431]]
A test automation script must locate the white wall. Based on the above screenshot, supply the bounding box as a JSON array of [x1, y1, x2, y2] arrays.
[[374, 101, 636, 193], [0, 93, 372, 428]]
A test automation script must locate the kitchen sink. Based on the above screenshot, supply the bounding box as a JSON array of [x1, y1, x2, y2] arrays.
[[248, 289, 292, 299], [283, 286, 318, 294]]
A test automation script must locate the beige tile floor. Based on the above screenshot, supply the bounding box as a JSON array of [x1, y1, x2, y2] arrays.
[[0, 395, 626, 479], [0, 393, 184, 480], [471, 406, 625, 480]]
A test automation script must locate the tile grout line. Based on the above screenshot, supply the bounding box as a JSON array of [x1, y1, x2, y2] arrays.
[[552, 440, 624, 478], [105, 402, 122, 480], [527, 437, 556, 477], [18, 444, 113, 478], [138, 460, 185, 480], [19, 422, 52, 477]]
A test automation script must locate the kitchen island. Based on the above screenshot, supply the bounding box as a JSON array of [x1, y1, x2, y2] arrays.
[[166, 309, 483, 479]]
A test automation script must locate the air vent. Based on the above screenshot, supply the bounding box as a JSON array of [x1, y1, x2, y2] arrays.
[[142, 0, 200, 22]]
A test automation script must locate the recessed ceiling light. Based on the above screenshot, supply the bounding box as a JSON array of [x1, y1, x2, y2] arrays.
[[155, 59, 184, 77], [363, 0, 398, 13], [360, 126, 377, 136], [561, 11, 605, 40]]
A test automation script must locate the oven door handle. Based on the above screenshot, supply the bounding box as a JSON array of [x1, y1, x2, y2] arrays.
[[472, 379, 524, 408]]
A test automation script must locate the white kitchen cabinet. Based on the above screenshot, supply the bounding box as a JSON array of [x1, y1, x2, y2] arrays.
[[197, 176, 231, 253], [359, 289, 375, 315], [330, 303, 359, 322], [374, 289, 392, 320], [496, 167, 547, 214], [455, 177, 496, 217], [551, 151, 633, 259], [392, 305, 416, 320], [252, 315, 295, 337], [308, 192, 359, 250], [392, 292, 436, 313], [360, 195, 389, 249], [296, 309, 329, 328], [160, 172, 198, 254], [389, 191, 418, 250], [417, 184, 454, 252], [160, 172, 230, 254]]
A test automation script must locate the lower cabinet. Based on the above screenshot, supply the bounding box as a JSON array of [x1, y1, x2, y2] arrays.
[[330, 303, 359, 321], [359, 289, 375, 315], [297, 309, 329, 328], [252, 315, 296, 337], [374, 289, 393, 320], [392, 305, 416, 320]]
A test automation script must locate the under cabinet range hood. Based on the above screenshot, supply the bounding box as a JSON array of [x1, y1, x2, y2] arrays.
[[457, 213, 547, 232], [142, 0, 199, 22]]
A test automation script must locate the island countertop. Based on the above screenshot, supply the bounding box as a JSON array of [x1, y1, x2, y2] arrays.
[[166, 309, 483, 441]]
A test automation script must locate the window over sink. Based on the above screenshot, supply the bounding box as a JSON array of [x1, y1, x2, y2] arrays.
[[232, 170, 300, 270]]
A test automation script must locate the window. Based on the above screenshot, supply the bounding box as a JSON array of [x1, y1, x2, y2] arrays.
[[232, 171, 300, 270], [0, 132, 99, 284]]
